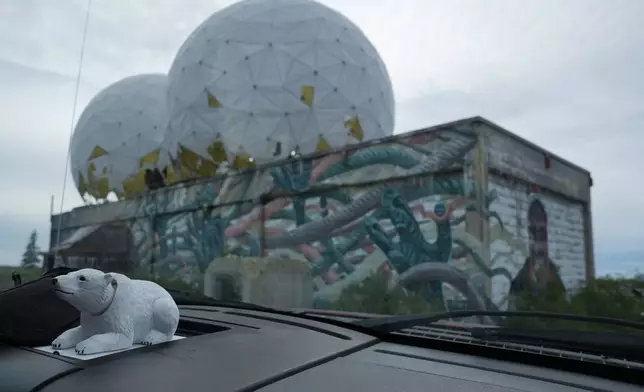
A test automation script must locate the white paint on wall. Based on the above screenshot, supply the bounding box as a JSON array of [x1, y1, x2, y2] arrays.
[[488, 179, 587, 308]]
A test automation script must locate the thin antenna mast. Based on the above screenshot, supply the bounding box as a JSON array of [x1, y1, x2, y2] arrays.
[[53, 0, 93, 259]]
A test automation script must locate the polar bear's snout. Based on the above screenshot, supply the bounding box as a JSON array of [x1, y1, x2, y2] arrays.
[[53, 276, 76, 296]]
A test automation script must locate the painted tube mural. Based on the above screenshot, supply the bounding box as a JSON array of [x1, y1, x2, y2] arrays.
[[51, 122, 585, 315]]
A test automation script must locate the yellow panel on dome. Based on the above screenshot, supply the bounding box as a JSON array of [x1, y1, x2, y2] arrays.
[[207, 140, 228, 164], [88, 145, 107, 161], [344, 116, 364, 141], [139, 149, 160, 168], [178, 145, 202, 173], [87, 162, 97, 181], [122, 170, 146, 199], [164, 166, 179, 184], [231, 152, 255, 169], [177, 144, 219, 178], [207, 91, 222, 108], [94, 177, 110, 199], [315, 135, 330, 152], [180, 166, 194, 180], [196, 159, 218, 177], [77, 171, 88, 196], [300, 85, 314, 108], [82, 161, 109, 199]]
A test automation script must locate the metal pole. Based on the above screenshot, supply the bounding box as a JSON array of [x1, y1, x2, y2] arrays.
[[53, 0, 93, 260]]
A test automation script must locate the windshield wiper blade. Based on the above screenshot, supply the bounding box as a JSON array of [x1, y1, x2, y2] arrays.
[[354, 310, 644, 333], [165, 288, 276, 312], [166, 289, 373, 330], [470, 327, 644, 359]]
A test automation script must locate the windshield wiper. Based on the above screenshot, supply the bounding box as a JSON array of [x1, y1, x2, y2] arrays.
[[165, 288, 277, 312], [165, 289, 371, 330], [354, 310, 644, 333]]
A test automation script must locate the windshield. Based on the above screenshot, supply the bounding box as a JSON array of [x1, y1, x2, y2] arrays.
[[3, 0, 643, 340]]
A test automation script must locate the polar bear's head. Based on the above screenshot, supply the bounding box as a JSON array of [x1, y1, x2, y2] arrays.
[[52, 268, 118, 314]]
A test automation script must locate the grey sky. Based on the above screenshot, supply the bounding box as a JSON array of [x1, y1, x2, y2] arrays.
[[0, 0, 642, 275]]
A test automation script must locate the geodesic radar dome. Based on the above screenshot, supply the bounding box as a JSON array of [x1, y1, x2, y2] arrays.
[[70, 74, 174, 201], [166, 0, 395, 175]]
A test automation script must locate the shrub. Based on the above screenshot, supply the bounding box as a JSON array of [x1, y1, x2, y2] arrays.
[[326, 272, 644, 333], [506, 277, 644, 332], [326, 269, 441, 315]]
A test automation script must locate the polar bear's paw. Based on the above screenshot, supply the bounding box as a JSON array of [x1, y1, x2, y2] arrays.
[[141, 330, 171, 346], [75, 338, 107, 355], [52, 335, 77, 350], [74, 333, 132, 355], [52, 326, 84, 349]]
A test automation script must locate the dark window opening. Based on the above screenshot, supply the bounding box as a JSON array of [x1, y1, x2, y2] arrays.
[[214, 274, 241, 302]]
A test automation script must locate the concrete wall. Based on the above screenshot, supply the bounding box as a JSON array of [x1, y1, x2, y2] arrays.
[[48, 116, 594, 314], [487, 177, 588, 308], [480, 118, 591, 202], [479, 119, 594, 287]]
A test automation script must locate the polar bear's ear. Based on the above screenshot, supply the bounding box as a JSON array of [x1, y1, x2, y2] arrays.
[[104, 273, 117, 288]]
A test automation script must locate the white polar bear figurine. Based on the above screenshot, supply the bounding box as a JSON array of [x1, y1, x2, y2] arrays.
[[51, 268, 180, 355]]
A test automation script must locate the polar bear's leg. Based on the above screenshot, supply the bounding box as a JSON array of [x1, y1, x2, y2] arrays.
[[75, 332, 134, 355], [52, 326, 85, 349], [141, 330, 170, 346], [142, 297, 179, 346]]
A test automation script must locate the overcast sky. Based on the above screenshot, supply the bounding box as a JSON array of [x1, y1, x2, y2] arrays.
[[0, 0, 642, 276]]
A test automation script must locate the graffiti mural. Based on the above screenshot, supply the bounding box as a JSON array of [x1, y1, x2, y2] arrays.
[[50, 119, 590, 315], [487, 179, 587, 310], [509, 199, 565, 298]]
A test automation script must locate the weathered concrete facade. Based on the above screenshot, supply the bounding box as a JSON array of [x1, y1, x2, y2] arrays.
[[48, 116, 594, 312]]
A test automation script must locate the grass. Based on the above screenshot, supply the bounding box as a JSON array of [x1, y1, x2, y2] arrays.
[[0, 266, 43, 291], [0, 265, 202, 294]]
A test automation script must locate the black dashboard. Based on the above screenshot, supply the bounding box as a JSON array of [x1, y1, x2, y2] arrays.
[[1, 305, 643, 392]]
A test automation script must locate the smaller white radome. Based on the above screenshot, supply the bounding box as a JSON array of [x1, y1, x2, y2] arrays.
[[70, 74, 172, 200], [166, 0, 395, 173]]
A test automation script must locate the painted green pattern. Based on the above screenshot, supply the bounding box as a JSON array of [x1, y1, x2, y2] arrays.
[[56, 123, 543, 312]]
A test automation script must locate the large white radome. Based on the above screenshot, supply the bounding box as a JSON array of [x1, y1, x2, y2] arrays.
[[70, 74, 171, 200], [166, 0, 395, 172]]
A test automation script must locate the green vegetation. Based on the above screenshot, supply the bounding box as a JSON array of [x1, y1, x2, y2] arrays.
[[2, 259, 643, 335], [0, 266, 43, 291], [0, 266, 203, 293], [327, 269, 442, 315], [505, 276, 644, 333], [0, 230, 44, 290], [20, 230, 41, 269], [327, 270, 644, 332]]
